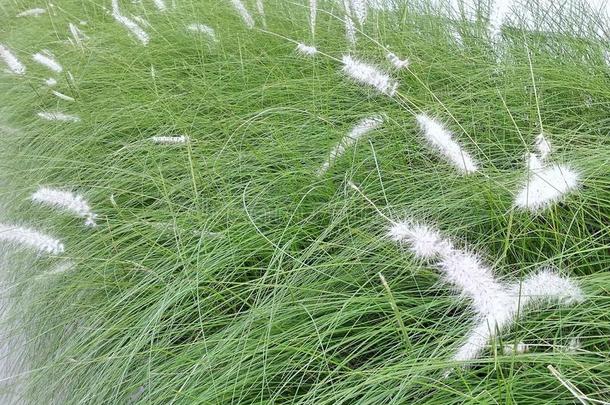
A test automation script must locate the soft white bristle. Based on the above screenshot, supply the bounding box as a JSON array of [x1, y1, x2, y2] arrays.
[[33, 51, 63, 73], [318, 115, 383, 175], [388, 221, 452, 259], [535, 133, 552, 161], [350, 0, 368, 26], [151, 0, 167, 11], [229, 0, 255, 29], [52, 91, 75, 102], [150, 135, 190, 145], [342, 55, 397, 96], [16, 8, 46, 17], [31, 187, 97, 227], [415, 114, 478, 174], [0, 224, 64, 255], [111, 0, 150, 45], [0, 44, 26, 75], [309, 0, 317, 37], [45, 78, 58, 87], [187, 23, 217, 41], [387, 52, 409, 69], [344, 15, 357, 46], [296, 43, 318, 57], [37, 112, 81, 122], [514, 164, 580, 211]]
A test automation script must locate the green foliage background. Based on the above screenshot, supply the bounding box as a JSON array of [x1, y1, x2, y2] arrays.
[[1, 0, 609, 403]]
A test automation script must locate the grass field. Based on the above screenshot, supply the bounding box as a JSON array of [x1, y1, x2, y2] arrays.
[[1, 0, 609, 403]]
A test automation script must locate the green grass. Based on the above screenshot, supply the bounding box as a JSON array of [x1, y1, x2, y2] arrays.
[[1, 0, 609, 403]]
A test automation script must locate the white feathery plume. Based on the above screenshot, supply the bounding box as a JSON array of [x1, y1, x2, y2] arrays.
[[229, 0, 255, 29], [37, 111, 81, 122], [387, 217, 583, 369], [344, 15, 357, 46], [0, 44, 26, 75], [45, 78, 58, 86], [150, 135, 189, 144], [514, 164, 580, 211], [151, 0, 167, 11], [16, 8, 46, 17], [52, 91, 75, 102], [309, 0, 317, 37], [0, 224, 64, 255], [111, 0, 150, 45], [350, 0, 368, 26], [296, 43, 317, 57], [69, 23, 89, 48], [386, 52, 409, 69], [187, 23, 217, 41], [318, 115, 383, 176], [256, 0, 267, 28], [451, 268, 583, 367], [535, 133, 552, 161], [32, 51, 63, 73], [32, 187, 97, 226], [342, 55, 397, 96], [415, 114, 478, 174]]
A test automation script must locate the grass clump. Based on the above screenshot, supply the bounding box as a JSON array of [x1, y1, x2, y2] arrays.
[[0, 0, 609, 403]]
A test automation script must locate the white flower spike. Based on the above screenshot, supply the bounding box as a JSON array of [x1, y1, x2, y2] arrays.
[[0, 224, 64, 255], [0, 44, 26, 75], [342, 55, 397, 96], [31, 187, 97, 227]]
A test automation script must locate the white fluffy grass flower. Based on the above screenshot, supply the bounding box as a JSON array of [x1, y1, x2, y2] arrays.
[[150, 135, 190, 145], [31, 187, 97, 227], [342, 55, 397, 96], [52, 91, 75, 102], [318, 115, 383, 175], [309, 0, 317, 36], [256, 0, 267, 28], [111, 0, 150, 45], [186, 23, 217, 41], [387, 221, 452, 259], [514, 164, 580, 211], [0, 44, 26, 75], [344, 15, 357, 46], [37, 112, 81, 122], [415, 114, 478, 174], [386, 52, 409, 69], [45, 78, 58, 86], [349, 0, 368, 26], [152, 0, 167, 11], [69, 23, 89, 47], [0, 224, 64, 255], [32, 51, 63, 73], [229, 0, 255, 29], [16, 8, 46, 17], [296, 43, 317, 57]]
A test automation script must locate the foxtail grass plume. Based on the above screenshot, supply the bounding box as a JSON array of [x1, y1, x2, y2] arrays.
[[152, 0, 167, 11], [309, 0, 317, 37], [16, 8, 46, 17], [69, 23, 89, 47], [187, 23, 217, 41], [32, 187, 97, 226], [0, 224, 64, 255], [45, 78, 57, 86], [229, 0, 255, 29], [342, 55, 397, 96], [37, 111, 81, 122], [415, 114, 478, 174], [318, 115, 383, 176], [111, 0, 150, 45], [388, 219, 583, 369], [33, 51, 63, 73], [296, 43, 317, 57], [52, 91, 75, 102], [515, 134, 580, 211], [150, 135, 190, 144], [349, 0, 368, 26], [0, 44, 26, 75], [256, 0, 267, 28], [387, 52, 409, 69]]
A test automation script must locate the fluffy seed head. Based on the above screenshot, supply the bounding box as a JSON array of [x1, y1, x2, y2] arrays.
[[16, 8, 46, 17], [111, 0, 150, 45], [342, 55, 397, 96], [535, 133, 552, 161], [150, 135, 190, 145], [32, 51, 63, 73], [296, 43, 318, 57], [0, 44, 26, 75], [415, 114, 478, 174], [37, 112, 81, 122], [387, 52, 409, 69], [514, 164, 580, 211], [0, 224, 64, 255], [388, 221, 452, 259], [229, 0, 255, 29], [31, 187, 97, 227], [187, 23, 217, 41]]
